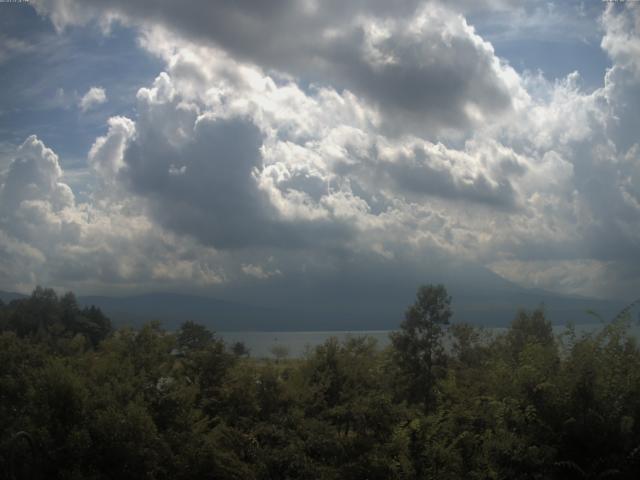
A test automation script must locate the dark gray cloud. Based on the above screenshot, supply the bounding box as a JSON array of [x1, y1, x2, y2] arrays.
[[124, 117, 277, 248], [382, 145, 520, 209], [326, 134, 523, 209], [318, 18, 515, 135], [104, 83, 356, 251]]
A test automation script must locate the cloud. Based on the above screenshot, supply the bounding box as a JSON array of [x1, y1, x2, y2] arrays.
[[601, 4, 640, 79], [487, 258, 640, 301], [358, 137, 524, 209], [122, 74, 289, 249], [32, 0, 526, 138], [79, 86, 107, 112], [2, 0, 638, 303], [0, 135, 74, 217], [0, 34, 34, 64], [88, 115, 135, 180], [241, 263, 281, 280], [0, 135, 229, 293], [0, 135, 76, 285]]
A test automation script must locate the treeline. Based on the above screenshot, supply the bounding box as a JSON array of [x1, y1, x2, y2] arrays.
[[1, 285, 640, 479]]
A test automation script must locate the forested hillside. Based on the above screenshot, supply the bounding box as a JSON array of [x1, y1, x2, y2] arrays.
[[1, 286, 640, 479]]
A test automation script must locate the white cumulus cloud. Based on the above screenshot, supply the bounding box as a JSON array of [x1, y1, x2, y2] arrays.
[[79, 86, 107, 112]]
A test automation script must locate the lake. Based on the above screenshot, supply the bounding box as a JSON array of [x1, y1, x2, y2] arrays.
[[219, 322, 639, 358]]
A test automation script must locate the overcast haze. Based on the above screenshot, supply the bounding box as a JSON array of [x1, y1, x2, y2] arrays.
[[0, 1, 639, 324]]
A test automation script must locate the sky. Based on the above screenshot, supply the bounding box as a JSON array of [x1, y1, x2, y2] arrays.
[[0, 1, 639, 310]]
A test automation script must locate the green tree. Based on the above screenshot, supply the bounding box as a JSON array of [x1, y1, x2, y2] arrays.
[[391, 284, 452, 411], [504, 307, 554, 360], [177, 320, 214, 351], [80, 304, 112, 346], [8, 286, 59, 337], [1, 288, 111, 348], [232, 341, 250, 357]]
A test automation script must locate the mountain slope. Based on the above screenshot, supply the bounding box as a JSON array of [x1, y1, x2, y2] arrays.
[[77, 289, 622, 331], [1, 269, 626, 332], [0, 290, 27, 303]]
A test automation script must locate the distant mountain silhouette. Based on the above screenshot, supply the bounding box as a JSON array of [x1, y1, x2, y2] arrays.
[[77, 292, 296, 331], [0, 290, 27, 303], [0, 280, 625, 331]]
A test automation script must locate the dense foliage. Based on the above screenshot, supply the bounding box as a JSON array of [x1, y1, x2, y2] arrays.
[[1, 286, 640, 479]]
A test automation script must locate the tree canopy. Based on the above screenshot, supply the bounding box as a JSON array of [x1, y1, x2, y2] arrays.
[[2, 286, 640, 479], [391, 284, 452, 411]]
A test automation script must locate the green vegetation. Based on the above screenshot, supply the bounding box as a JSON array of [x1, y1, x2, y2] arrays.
[[2, 285, 640, 479]]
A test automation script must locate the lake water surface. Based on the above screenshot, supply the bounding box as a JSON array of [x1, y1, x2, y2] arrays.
[[219, 323, 635, 358]]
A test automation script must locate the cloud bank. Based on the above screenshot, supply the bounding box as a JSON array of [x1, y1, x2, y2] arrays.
[[0, 1, 638, 305]]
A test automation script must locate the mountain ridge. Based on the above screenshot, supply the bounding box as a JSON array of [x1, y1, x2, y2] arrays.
[[0, 286, 625, 332]]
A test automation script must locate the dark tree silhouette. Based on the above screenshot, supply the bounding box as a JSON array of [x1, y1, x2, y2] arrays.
[[391, 284, 452, 411]]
